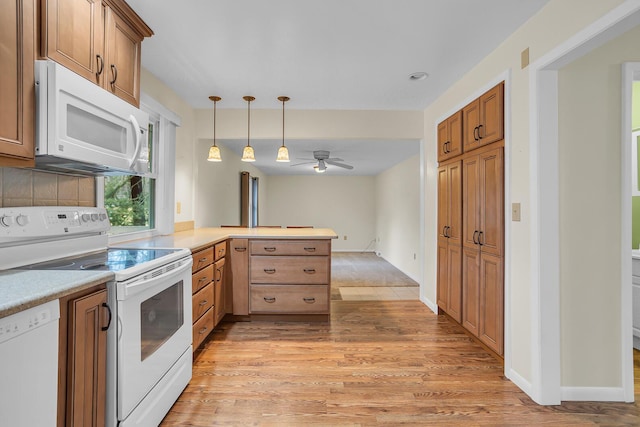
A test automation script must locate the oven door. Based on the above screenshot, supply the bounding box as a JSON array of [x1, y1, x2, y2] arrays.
[[116, 256, 192, 420]]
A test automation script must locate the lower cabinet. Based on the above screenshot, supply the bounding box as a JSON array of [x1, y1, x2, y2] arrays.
[[58, 284, 110, 427], [437, 237, 462, 323]]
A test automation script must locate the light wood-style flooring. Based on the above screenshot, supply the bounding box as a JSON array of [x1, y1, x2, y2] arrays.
[[161, 300, 640, 426]]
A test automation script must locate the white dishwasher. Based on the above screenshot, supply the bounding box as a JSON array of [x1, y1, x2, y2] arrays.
[[0, 300, 60, 427]]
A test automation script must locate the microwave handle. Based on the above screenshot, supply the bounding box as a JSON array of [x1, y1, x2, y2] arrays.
[[128, 114, 143, 168]]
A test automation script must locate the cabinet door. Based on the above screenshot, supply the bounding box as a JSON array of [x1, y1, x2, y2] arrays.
[[462, 246, 480, 336], [462, 99, 480, 152], [479, 253, 504, 355], [104, 8, 142, 106], [437, 165, 449, 239], [0, 0, 35, 165], [437, 120, 449, 162], [447, 243, 463, 323], [68, 289, 108, 427], [447, 111, 463, 158], [448, 161, 462, 245], [436, 237, 449, 310], [229, 239, 249, 315], [479, 147, 504, 256], [214, 257, 226, 325], [43, 0, 103, 83], [478, 83, 504, 146], [462, 155, 480, 249]]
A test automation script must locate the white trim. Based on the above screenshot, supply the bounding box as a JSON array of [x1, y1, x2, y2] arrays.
[[419, 137, 426, 310], [420, 295, 438, 314], [621, 62, 639, 403], [529, 0, 640, 405], [561, 387, 628, 402], [508, 368, 533, 398], [140, 93, 181, 126]]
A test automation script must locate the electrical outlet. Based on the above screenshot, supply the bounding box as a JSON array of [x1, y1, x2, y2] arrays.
[[413, 253, 416, 260], [176, 202, 181, 214], [343, 235, 347, 240]]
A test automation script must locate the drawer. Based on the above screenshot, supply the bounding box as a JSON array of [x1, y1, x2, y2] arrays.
[[192, 264, 214, 293], [192, 307, 214, 350], [192, 246, 214, 273], [214, 241, 227, 261], [192, 282, 214, 322], [250, 240, 330, 256], [250, 285, 329, 313], [250, 256, 329, 284]]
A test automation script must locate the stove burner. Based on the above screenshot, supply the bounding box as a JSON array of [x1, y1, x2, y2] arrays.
[[80, 262, 107, 270]]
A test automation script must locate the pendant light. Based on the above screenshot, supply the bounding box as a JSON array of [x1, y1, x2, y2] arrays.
[[276, 96, 290, 162], [241, 96, 256, 162], [207, 96, 222, 162]]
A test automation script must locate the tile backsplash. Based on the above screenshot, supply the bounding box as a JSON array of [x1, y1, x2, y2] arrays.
[[0, 168, 96, 207]]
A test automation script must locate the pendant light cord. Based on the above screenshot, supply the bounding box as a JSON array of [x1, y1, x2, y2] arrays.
[[247, 98, 251, 148], [282, 99, 285, 147]]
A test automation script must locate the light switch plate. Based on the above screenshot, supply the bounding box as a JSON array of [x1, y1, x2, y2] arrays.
[[512, 203, 521, 222]]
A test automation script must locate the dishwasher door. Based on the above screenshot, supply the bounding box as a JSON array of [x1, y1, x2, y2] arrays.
[[0, 300, 60, 427]]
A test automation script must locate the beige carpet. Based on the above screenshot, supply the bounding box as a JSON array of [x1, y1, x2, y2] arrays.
[[331, 252, 419, 287]]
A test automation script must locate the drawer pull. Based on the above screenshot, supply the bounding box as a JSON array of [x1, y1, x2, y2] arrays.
[[234, 247, 247, 252], [199, 300, 208, 306], [303, 297, 316, 304], [218, 249, 225, 255], [199, 257, 208, 263], [198, 327, 208, 335], [215, 268, 222, 282], [264, 247, 276, 252], [303, 268, 316, 274], [303, 247, 316, 252], [264, 268, 276, 274], [198, 277, 208, 283], [264, 297, 276, 303]]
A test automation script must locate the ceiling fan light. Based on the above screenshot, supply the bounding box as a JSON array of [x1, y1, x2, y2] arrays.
[[276, 145, 290, 162], [313, 165, 326, 173], [207, 145, 222, 162], [241, 145, 255, 162]]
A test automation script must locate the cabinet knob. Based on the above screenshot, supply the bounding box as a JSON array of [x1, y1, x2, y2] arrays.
[[303, 247, 316, 252], [264, 268, 276, 274], [303, 297, 316, 304], [303, 268, 316, 274], [264, 247, 276, 252], [110, 64, 118, 87], [96, 54, 104, 77], [264, 297, 276, 303]]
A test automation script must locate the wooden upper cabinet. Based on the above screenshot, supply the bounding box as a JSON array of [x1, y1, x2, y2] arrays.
[[463, 82, 504, 152], [42, 0, 104, 84], [437, 110, 462, 162], [478, 147, 504, 256], [41, 0, 152, 106], [104, 6, 142, 105], [0, 0, 36, 166]]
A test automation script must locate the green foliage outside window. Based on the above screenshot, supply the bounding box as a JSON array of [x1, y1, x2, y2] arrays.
[[104, 175, 154, 228]]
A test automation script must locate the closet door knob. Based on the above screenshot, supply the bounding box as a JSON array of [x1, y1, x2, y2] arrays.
[[478, 231, 484, 246], [477, 124, 484, 139], [472, 230, 479, 244]]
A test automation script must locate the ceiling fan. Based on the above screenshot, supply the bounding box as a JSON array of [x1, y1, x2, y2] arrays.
[[291, 150, 354, 173]]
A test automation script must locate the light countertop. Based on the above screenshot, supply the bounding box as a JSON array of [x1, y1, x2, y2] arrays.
[[121, 227, 338, 252], [0, 270, 114, 319]]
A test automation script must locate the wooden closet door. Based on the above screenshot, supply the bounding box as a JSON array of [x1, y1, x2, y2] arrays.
[[479, 148, 504, 256], [436, 238, 449, 309], [478, 83, 504, 146], [462, 99, 480, 152], [447, 111, 463, 158], [437, 165, 449, 239], [462, 156, 480, 249], [462, 246, 480, 336], [44, 0, 103, 83], [479, 252, 504, 354], [448, 161, 462, 245], [447, 243, 463, 323], [437, 121, 449, 162]]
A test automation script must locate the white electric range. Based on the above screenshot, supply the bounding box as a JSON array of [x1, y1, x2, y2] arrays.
[[0, 206, 193, 427]]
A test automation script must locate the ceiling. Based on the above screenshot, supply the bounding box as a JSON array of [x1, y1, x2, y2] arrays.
[[128, 0, 549, 175]]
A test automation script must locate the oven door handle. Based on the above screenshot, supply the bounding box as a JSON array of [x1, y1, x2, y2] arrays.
[[117, 257, 193, 300]]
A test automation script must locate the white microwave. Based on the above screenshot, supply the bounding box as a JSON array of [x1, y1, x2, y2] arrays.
[[35, 60, 149, 176]]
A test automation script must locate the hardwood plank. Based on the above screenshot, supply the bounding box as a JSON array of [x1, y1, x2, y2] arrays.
[[161, 300, 640, 426]]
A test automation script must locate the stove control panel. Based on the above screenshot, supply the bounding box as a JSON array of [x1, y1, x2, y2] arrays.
[[0, 206, 110, 241]]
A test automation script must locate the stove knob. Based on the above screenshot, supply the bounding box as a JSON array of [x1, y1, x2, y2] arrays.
[[90, 213, 98, 222], [99, 213, 107, 221], [15, 214, 29, 227], [81, 213, 91, 223], [0, 215, 14, 227]]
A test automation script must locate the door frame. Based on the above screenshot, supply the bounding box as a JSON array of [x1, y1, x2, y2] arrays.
[[529, 0, 640, 404]]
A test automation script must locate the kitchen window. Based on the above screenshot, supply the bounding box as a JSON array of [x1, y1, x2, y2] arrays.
[[98, 94, 180, 242]]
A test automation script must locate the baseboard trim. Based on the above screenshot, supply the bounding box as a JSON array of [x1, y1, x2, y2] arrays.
[[561, 386, 628, 402], [508, 368, 533, 398], [332, 250, 376, 253], [420, 295, 438, 314]]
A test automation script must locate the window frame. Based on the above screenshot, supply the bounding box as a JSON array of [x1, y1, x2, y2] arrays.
[[97, 93, 180, 244]]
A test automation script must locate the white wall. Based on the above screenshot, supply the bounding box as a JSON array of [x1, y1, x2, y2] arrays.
[[422, 0, 626, 386], [195, 139, 268, 228], [140, 69, 196, 223], [557, 24, 640, 387], [375, 155, 421, 281], [264, 175, 376, 251]]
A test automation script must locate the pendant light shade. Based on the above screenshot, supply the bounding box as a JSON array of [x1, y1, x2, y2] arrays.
[[276, 96, 290, 162], [207, 96, 222, 162], [242, 96, 256, 162]]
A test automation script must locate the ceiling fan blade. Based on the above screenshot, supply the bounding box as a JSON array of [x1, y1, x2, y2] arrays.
[[326, 157, 344, 162], [325, 160, 354, 170], [290, 161, 317, 167]]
